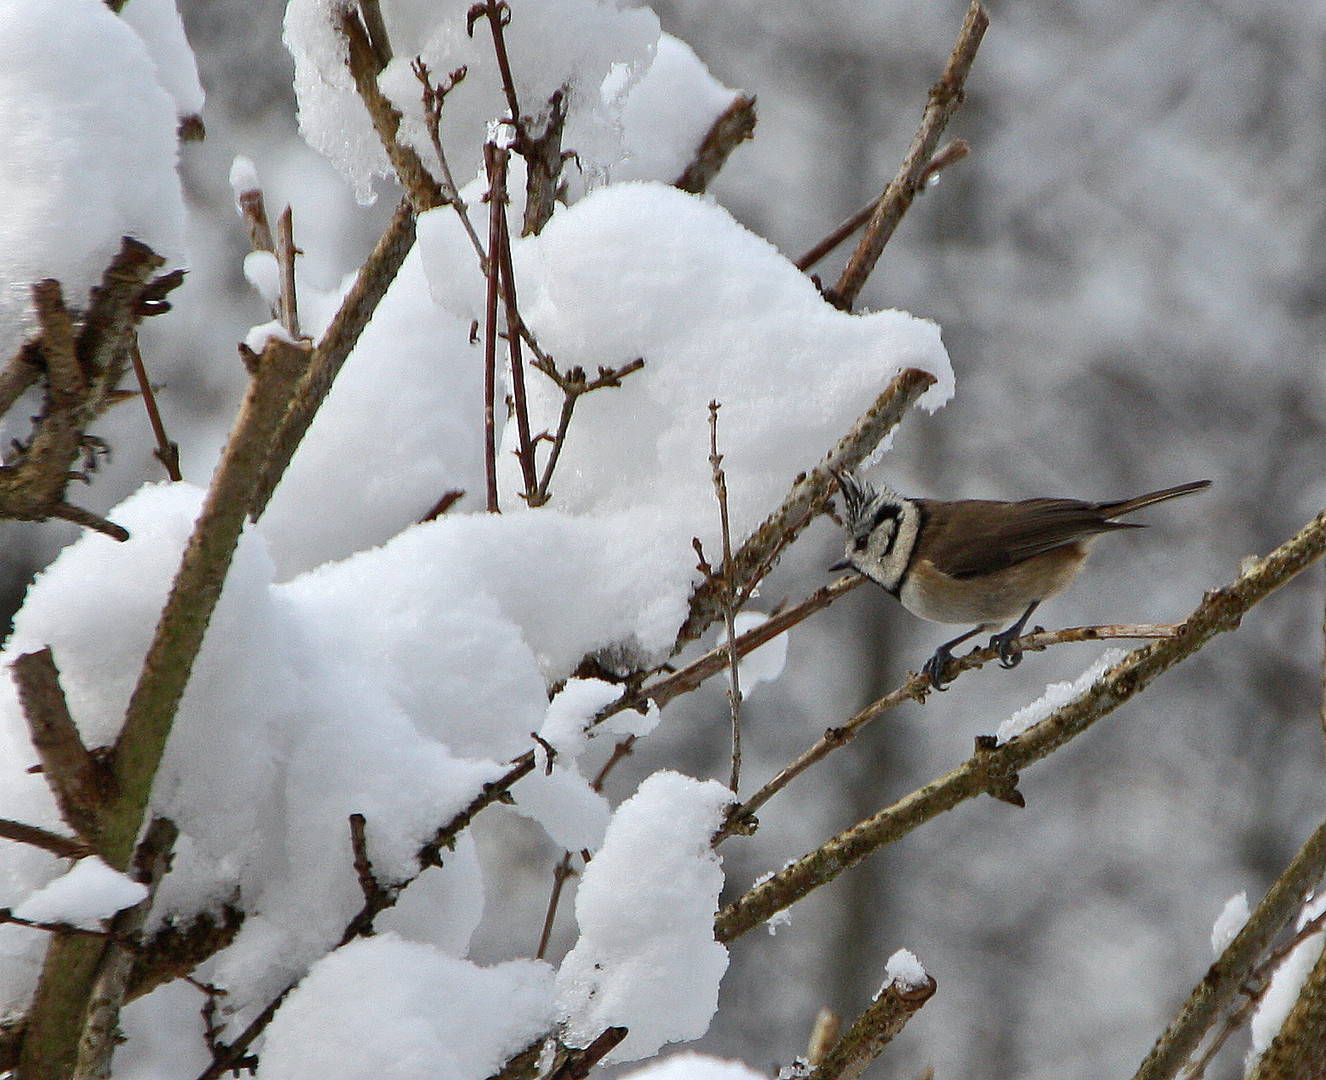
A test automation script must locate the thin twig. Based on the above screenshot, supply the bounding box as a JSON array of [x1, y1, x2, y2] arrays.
[[275, 206, 300, 340], [413, 59, 486, 266], [342, 813, 403, 944], [468, 1, 521, 123], [493, 170, 539, 501], [717, 498, 1326, 942], [536, 855, 576, 960], [823, 1, 988, 310], [0, 819, 92, 860], [795, 139, 968, 273], [708, 402, 743, 792], [483, 143, 506, 512], [129, 336, 181, 481], [528, 358, 645, 506]]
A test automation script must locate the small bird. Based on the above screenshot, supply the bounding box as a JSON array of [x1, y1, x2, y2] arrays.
[[830, 472, 1211, 689]]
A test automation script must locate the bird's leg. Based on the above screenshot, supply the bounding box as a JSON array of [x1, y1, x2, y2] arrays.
[[989, 601, 1039, 670], [923, 625, 984, 691]]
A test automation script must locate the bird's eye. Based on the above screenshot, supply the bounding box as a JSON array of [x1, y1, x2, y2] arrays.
[[853, 535, 869, 552]]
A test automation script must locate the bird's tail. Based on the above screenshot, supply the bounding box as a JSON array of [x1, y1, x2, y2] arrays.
[[1101, 479, 1212, 518]]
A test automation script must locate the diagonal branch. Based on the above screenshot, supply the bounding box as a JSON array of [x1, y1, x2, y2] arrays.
[[823, 0, 988, 311]]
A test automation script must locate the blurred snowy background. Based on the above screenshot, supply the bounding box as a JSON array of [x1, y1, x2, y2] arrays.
[[2, 1, 1325, 1078]]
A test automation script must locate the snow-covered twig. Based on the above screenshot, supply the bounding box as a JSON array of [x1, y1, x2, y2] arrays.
[[823, 0, 988, 310], [717, 500, 1326, 941]]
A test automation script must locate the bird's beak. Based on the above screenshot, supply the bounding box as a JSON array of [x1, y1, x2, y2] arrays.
[[828, 559, 852, 573]]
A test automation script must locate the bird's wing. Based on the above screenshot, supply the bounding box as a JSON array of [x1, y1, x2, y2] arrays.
[[920, 498, 1137, 579]]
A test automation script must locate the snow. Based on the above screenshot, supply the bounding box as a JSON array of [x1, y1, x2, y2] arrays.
[[995, 649, 1128, 743], [284, 0, 660, 204], [613, 34, 740, 185], [883, 948, 929, 993], [555, 771, 734, 1063], [117, 0, 206, 119], [11, 858, 148, 929], [1210, 891, 1248, 956], [721, 612, 790, 692], [256, 934, 555, 1080], [538, 678, 624, 762], [0, 0, 186, 359], [0, 0, 957, 1070], [1247, 893, 1326, 1068], [618, 1052, 770, 1080]]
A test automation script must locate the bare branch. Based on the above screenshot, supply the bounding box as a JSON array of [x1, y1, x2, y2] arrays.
[[1134, 816, 1326, 1080], [823, 1, 988, 310], [674, 94, 758, 195], [708, 401, 743, 792], [0, 819, 92, 860], [11, 648, 110, 845], [796, 140, 968, 273], [275, 206, 300, 340], [129, 335, 181, 481]]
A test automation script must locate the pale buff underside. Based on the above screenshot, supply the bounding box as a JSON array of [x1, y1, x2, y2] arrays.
[[898, 542, 1090, 628]]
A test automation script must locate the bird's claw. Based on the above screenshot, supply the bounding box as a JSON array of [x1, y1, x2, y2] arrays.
[[923, 647, 955, 691], [991, 628, 1023, 670]]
